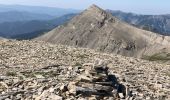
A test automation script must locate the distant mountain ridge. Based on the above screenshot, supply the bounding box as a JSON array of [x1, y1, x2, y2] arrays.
[[0, 13, 76, 39], [0, 4, 80, 17], [107, 10, 170, 35], [36, 5, 170, 58], [0, 4, 79, 39], [0, 11, 55, 23]]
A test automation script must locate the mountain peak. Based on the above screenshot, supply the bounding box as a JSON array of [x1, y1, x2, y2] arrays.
[[86, 4, 104, 12], [36, 5, 170, 58], [88, 4, 100, 9], [83, 4, 110, 19]]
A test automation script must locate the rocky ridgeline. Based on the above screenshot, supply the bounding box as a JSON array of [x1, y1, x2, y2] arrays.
[[0, 40, 170, 100]]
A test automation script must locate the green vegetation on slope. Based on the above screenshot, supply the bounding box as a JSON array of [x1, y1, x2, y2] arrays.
[[142, 52, 170, 61]]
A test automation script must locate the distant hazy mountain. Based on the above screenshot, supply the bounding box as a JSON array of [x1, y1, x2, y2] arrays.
[[0, 4, 80, 17], [0, 11, 55, 23], [107, 10, 170, 35], [0, 14, 76, 39]]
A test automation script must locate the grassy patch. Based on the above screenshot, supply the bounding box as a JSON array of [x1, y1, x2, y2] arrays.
[[142, 53, 170, 61], [77, 54, 88, 59], [74, 62, 82, 67], [166, 72, 170, 77], [23, 71, 59, 78], [6, 71, 17, 76]]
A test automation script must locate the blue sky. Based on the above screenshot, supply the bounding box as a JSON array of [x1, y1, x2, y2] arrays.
[[0, 0, 169, 14]]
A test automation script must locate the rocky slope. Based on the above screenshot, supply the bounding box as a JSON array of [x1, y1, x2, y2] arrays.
[[36, 5, 170, 58], [0, 40, 170, 99]]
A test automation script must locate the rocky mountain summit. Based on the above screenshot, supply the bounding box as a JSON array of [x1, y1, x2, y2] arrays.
[[36, 5, 170, 58], [0, 40, 170, 99]]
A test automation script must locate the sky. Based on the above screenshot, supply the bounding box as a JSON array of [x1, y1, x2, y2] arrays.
[[0, 0, 169, 14]]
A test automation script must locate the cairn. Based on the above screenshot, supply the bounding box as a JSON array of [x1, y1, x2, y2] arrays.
[[67, 62, 131, 99]]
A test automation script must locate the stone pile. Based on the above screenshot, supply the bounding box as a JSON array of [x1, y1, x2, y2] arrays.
[[67, 63, 129, 99]]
